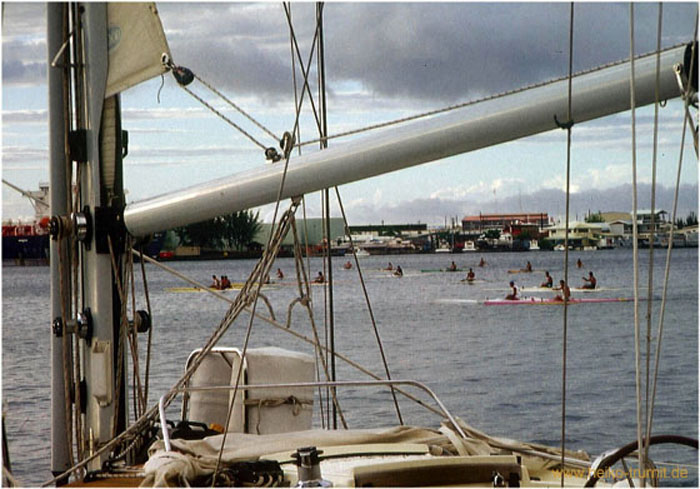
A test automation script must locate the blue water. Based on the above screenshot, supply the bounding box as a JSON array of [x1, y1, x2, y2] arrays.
[[2, 248, 697, 485]]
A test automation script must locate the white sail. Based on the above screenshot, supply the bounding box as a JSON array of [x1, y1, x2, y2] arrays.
[[105, 3, 170, 97]]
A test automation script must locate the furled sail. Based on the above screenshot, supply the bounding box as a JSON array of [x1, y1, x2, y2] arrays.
[[105, 3, 171, 97]]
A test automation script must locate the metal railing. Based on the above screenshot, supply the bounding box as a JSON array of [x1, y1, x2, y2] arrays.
[[158, 379, 467, 452]]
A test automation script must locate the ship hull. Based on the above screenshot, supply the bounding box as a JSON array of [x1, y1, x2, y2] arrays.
[[2, 234, 50, 265]]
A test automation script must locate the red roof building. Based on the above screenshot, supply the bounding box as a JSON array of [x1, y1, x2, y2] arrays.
[[461, 213, 550, 232]]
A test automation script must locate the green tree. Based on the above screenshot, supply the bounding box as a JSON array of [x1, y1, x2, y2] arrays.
[[173, 210, 260, 250], [585, 211, 605, 223], [484, 229, 501, 240], [222, 210, 261, 250]]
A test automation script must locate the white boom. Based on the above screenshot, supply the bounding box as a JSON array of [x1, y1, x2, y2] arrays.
[[124, 45, 690, 237]]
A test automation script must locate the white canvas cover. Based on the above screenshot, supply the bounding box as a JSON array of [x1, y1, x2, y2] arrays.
[[236, 347, 315, 434], [106, 3, 171, 97], [184, 348, 244, 431]]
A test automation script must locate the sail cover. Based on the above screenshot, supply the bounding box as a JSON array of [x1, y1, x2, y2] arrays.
[[105, 3, 171, 97]]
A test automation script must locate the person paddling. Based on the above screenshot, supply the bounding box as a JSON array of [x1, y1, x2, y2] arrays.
[[448, 261, 457, 271], [478, 257, 486, 267], [582, 271, 597, 289], [210, 275, 221, 290], [384, 262, 394, 271], [463, 268, 475, 282], [314, 271, 325, 283], [553, 279, 571, 302], [394, 265, 403, 277], [220, 275, 231, 289], [343, 260, 352, 270], [276, 268, 284, 279], [540, 271, 553, 288], [505, 281, 519, 300]]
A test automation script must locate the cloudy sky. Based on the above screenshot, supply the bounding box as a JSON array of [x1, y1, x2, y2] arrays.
[[3, 2, 698, 226]]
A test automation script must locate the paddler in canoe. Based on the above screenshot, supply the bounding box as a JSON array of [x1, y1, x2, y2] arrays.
[[210, 275, 221, 290], [220, 275, 231, 289], [505, 281, 519, 300], [462, 268, 475, 283], [394, 265, 403, 277], [540, 271, 553, 288], [524, 261, 532, 272], [276, 268, 284, 279], [384, 262, 394, 271], [343, 260, 352, 270], [581, 271, 597, 289], [478, 257, 486, 267], [448, 261, 458, 271], [552, 279, 571, 302]]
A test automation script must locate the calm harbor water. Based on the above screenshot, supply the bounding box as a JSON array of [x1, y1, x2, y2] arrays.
[[3, 248, 698, 485]]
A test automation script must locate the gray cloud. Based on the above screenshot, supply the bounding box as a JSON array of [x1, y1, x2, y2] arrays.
[[2, 109, 47, 124], [324, 3, 697, 103], [2, 4, 47, 85], [345, 182, 698, 225], [4, 2, 696, 104]]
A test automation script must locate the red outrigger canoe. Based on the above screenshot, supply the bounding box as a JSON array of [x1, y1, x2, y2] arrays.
[[484, 297, 633, 306]]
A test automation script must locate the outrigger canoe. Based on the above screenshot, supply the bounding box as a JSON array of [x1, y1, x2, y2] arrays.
[[484, 297, 633, 306], [518, 286, 621, 293], [166, 284, 278, 292]]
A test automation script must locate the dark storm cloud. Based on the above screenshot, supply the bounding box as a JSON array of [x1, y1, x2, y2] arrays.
[[156, 3, 697, 105], [4, 2, 696, 103], [158, 3, 295, 101], [323, 3, 697, 103]]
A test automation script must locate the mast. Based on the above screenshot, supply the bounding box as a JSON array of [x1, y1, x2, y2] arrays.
[[123, 44, 692, 238], [48, 3, 71, 478], [49, 3, 129, 474], [80, 3, 128, 469]]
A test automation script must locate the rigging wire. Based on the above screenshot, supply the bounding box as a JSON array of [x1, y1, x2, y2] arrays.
[[294, 43, 690, 150], [191, 72, 280, 142], [316, 1, 338, 430], [138, 246, 155, 409], [643, 2, 663, 471], [560, 4, 574, 487], [628, 4, 647, 485], [179, 84, 268, 150], [645, 9, 698, 455], [212, 3, 349, 482], [286, 0, 328, 430], [334, 187, 404, 425], [283, 3, 324, 140], [135, 250, 441, 416]]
